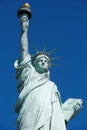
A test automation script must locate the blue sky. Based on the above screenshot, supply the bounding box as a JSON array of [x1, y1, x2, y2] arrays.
[[0, 0, 87, 130]]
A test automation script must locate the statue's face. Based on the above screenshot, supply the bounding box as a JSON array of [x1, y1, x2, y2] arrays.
[[20, 14, 29, 31], [34, 56, 50, 73]]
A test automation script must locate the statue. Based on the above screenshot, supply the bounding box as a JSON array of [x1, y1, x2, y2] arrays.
[[14, 3, 83, 130]]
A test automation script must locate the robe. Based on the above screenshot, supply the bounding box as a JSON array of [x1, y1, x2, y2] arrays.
[[14, 55, 66, 130]]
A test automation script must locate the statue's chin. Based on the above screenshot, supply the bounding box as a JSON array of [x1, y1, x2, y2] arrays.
[[36, 68, 48, 74]]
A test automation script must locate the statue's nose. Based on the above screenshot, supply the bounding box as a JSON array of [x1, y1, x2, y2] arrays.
[[42, 61, 45, 64]]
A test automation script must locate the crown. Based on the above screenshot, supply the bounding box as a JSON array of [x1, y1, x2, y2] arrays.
[[32, 45, 59, 66], [32, 51, 50, 64]]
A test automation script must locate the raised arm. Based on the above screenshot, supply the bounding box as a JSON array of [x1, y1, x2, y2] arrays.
[[19, 14, 29, 61], [17, 3, 32, 61]]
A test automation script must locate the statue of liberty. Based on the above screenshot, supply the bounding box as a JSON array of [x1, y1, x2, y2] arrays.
[[14, 3, 82, 130]]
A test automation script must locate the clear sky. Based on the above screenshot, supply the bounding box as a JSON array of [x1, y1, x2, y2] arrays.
[[0, 0, 87, 130]]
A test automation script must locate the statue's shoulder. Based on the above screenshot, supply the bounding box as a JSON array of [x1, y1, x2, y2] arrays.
[[49, 80, 58, 90]]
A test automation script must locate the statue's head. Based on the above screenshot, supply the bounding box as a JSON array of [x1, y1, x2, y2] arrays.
[[32, 51, 51, 74], [32, 46, 58, 74]]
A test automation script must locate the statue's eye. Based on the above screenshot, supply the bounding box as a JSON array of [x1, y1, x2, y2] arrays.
[[38, 59, 42, 62], [45, 60, 47, 62]]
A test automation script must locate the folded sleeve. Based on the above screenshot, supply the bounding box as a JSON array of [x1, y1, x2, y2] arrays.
[[14, 54, 34, 93]]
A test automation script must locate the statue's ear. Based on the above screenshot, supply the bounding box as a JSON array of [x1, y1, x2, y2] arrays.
[[32, 59, 38, 67]]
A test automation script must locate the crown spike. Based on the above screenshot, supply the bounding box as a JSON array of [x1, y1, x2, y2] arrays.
[[34, 45, 39, 53], [50, 57, 61, 60], [51, 63, 57, 66], [51, 63, 60, 67], [48, 48, 56, 55], [43, 43, 46, 52]]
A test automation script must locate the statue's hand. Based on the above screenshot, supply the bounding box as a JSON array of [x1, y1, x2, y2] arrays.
[[72, 103, 82, 118], [20, 14, 29, 31]]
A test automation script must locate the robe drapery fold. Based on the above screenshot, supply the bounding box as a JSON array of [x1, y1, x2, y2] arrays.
[[14, 55, 66, 130]]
